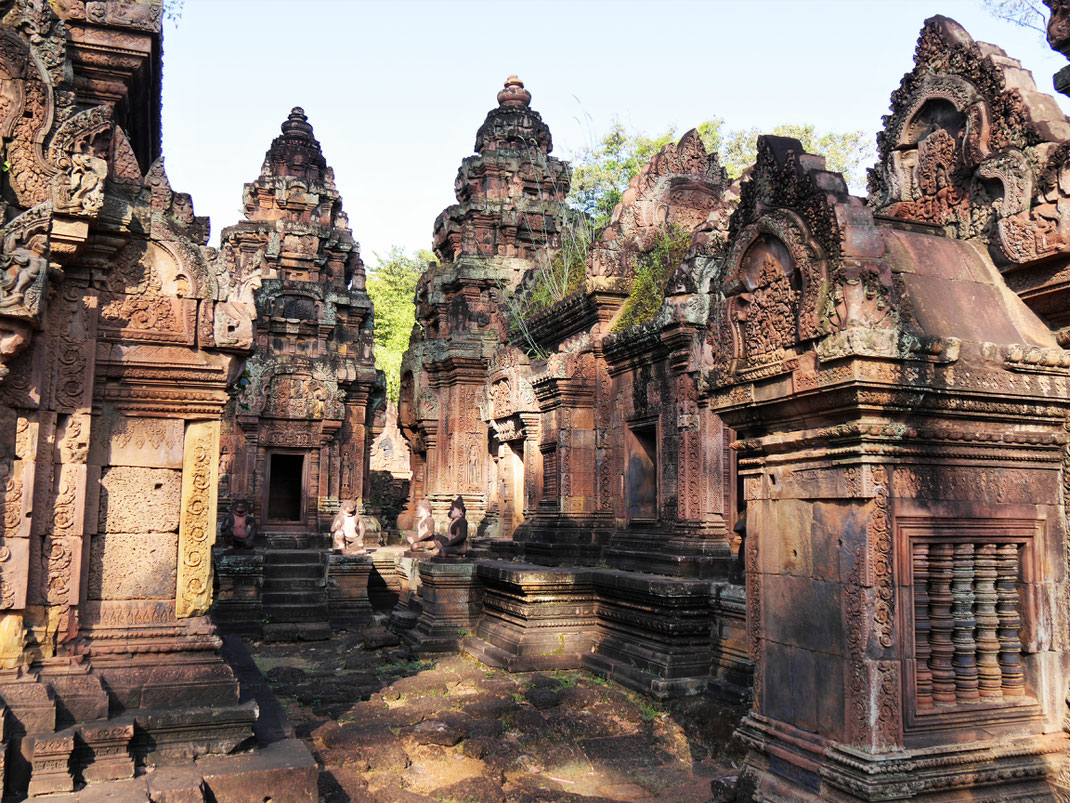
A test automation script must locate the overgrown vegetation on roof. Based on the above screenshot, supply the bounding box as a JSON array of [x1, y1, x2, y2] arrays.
[[612, 223, 692, 333]]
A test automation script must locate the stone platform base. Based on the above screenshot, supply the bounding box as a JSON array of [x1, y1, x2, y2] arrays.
[[32, 738, 318, 802], [462, 562, 596, 672], [582, 569, 719, 700], [736, 714, 1069, 802], [404, 560, 752, 699], [403, 558, 481, 653], [327, 553, 375, 627]]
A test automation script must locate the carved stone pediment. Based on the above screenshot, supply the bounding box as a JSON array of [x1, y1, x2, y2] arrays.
[[870, 15, 1070, 326]]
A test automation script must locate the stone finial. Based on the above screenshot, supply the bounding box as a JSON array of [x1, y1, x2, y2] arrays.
[[497, 76, 531, 108], [281, 106, 315, 139]]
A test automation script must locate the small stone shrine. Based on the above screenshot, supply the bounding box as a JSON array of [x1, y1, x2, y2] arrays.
[[217, 107, 384, 548], [399, 77, 576, 538]]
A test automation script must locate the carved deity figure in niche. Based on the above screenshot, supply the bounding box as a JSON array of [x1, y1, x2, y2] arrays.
[[407, 497, 435, 551], [435, 495, 468, 557], [0, 232, 47, 312], [734, 235, 799, 364], [68, 153, 108, 215], [220, 500, 257, 549], [331, 499, 367, 554], [215, 271, 262, 350]]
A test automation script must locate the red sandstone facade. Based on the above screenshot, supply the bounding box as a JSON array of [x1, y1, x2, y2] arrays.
[[0, 0, 315, 797], [392, 16, 1070, 800], [6, 2, 1070, 799]]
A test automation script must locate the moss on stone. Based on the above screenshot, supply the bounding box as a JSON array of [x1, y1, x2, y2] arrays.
[[612, 224, 692, 333]]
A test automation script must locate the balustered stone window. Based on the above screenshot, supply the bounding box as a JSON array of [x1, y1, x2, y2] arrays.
[[540, 445, 558, 502], [900, 516, 1040, 730]]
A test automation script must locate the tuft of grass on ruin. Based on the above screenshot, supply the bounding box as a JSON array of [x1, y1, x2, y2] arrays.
[[612, 223, 691, 333]]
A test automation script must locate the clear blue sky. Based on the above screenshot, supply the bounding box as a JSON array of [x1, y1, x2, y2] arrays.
[[160, 1, 1070, 269]]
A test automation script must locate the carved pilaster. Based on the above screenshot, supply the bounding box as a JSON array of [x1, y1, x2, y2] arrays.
[[176, 420, 219, 618]]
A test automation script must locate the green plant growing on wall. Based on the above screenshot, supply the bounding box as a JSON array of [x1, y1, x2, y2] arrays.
[[612, 223, 692, 333], [514, 214, 593, 318]]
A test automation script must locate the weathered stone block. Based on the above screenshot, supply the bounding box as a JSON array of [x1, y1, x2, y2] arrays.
[[98, 467, 181, 534], [89, 533, 178, 600], [197, 738, 317, 803], [326, 553, 374, 627]]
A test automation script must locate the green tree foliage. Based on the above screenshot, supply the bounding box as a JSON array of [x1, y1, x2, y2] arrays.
[[366, 247, 433, 403], [569, 119, 874, 229], [568, 121, 678, 230]]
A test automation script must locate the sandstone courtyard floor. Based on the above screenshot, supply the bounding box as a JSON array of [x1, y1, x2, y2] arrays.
[[244, 620, 745, 802]]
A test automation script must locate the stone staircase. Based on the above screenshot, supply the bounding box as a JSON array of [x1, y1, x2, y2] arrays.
[[263, 529, 319, 550], [261, 550, 330, 641]]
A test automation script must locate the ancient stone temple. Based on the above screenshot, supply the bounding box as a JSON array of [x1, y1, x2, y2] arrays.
[[715, 17, 1070, 800], [0, 0, 314, 797], [393, 80, 752, 699], [387, 15, 1070, 800], [399, 77, 575, 537], [218, 107, 383, 546]]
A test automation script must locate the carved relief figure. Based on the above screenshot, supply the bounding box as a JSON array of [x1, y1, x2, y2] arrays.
[[214, 270, 262, 350], [0, 231, 47, 312], [330, 499, 366, 555], [219, 500, 257, 549], [407, 497, 435, 551], [435, 495, 468, 557], [67, 152, 108, 214]]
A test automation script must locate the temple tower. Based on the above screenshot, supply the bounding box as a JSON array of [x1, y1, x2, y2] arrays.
[[220, 108, 384, 546], [399, 77, 574, 534]]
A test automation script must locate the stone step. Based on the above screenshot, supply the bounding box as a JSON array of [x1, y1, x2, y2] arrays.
[[262, 582, 323, 595], [263, 603, 329, 622], [263, 563, 323, 580], [264, 533, 317, 550], [262, 549, 324, 566], [263, 590, 326, 606], [263, 622, 331, 642]]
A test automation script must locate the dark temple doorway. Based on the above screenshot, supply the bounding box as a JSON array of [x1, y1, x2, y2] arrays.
[[267, 452, 305, 522]]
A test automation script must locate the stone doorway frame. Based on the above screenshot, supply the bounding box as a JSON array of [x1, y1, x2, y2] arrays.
[[264, 449, 309, 527]]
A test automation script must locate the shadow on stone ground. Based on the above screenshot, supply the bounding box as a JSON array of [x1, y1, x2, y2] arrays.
[[247, 617, 746, 802]]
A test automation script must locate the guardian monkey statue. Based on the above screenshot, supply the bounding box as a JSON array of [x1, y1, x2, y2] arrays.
[[220, 500, 257, 549], [331, 499, 367, 554]]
